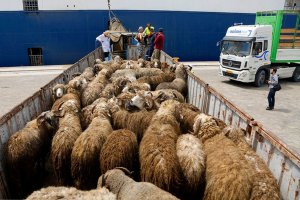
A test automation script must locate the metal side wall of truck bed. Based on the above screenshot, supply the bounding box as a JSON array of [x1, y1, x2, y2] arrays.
[[0, 47, 299, 199], [0, 48, 102, 198]]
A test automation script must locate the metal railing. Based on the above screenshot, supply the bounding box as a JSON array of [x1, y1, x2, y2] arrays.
[[0, 48, 102, 198], [29, 55, 43, 66]]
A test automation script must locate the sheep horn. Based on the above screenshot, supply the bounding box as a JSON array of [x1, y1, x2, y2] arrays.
[[115, 167, 134, 176]]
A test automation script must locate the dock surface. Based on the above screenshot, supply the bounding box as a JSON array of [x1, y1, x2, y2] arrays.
[[0, 65, 70, 117], [184, 61, 300, 155]]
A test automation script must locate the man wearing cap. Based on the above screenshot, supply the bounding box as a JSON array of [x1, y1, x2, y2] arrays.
[[144, 26, 155, 61], [95, 30, 111, 61], [152, 28, 165, 60], [135, 26, 145, 58]]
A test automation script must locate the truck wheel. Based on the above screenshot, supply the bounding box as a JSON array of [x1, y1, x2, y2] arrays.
[[292, 67, 300, 82], [255, 70, 266, 87]]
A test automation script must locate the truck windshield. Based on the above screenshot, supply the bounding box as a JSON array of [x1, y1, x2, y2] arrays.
[[221, 41, 251, 57]]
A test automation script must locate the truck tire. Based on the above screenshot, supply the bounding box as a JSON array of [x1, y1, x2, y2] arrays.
[[292, 67, 300, 82], [254, 69, 266, 87]]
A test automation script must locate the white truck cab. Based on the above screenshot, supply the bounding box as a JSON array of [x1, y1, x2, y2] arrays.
[[219, 22, 300, 86]]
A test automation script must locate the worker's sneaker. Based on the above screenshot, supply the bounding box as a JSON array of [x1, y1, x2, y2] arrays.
[[266, 107, 272, 110]]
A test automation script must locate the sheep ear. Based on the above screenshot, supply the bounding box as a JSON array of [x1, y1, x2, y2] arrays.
[[57, 101, 65, 111], [37, 112, 47, 123], [53, 110, 65, 118], [144, 91, 152, 97], [91, 105, 97, 114]]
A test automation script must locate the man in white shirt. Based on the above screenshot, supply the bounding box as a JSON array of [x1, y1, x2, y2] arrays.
[[95, 31, 111, 61]]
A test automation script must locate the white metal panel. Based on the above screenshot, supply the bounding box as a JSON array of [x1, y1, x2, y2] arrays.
[[277, 49, 300, 61], [0, 0, 285, 13]]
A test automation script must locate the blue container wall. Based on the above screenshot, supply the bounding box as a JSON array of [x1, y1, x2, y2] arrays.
[[0, 10, 255, 66]]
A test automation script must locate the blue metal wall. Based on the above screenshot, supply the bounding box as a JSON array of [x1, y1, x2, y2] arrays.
[[0, 10, 255, 66]]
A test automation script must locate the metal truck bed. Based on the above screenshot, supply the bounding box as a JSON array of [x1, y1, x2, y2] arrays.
[[0, 47, 299, 199]]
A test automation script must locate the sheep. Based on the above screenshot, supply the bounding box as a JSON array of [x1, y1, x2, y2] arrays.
[[81, 69, 109, 107], [122, 82, 151, 93], [71, 98, 113, 190], [101, 76, 131, 99], [51, 83, 81, 112], [80, 98, 103, 130], [51, 100, 82, 186], [223, 126, 280, 200], [98, 168, 179, 200], [110, 103, 155, 142], [174, 103, 201, 133], [193, 113, 253, 200], [26, 186, 116, 200], [100, 129, 139, 175], [126, 89, 185, 111], [111, 69, 137, 82], [139, 100, 184, 197], [137, 72, 175, 90], [72, 66, 95, 82], [5, 111, 58, 198], [156, 63, 188, 96], [176, 134, 206, 197], [136, 67, 163, 78]]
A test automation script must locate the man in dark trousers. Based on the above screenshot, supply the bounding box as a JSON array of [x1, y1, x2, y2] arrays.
[[144, 27, 155, 61], [151, 28, 165, 60]]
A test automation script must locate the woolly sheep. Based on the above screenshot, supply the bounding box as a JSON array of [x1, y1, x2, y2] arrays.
[[139, 100, 183, 197], [193, 113, 253, 200], [176, 134, 206, 197], [110, 104, 155, 143], [26, 186, 116, 200], [223, 126, 280, 200], [100, 129, 138, 175], [98, 168, 179, 200], [174, 103, 200, 133], [137, 72, 175, 90], [81, 69, 109, 107], [5, 111, 58, 198], [156, 63, 188, 96], [51, 100, 82, 186], [71, 98, 113, 190]]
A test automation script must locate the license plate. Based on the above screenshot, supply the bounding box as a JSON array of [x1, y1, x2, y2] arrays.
[[226, 70, 233, 75]]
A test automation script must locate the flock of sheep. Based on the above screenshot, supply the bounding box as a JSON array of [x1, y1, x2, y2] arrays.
[[4, 56, 280, 200]]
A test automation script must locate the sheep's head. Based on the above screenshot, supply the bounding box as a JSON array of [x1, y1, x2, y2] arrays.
[[124, 60, 135, 69], [193, 113, 212, 136], [113, 55, 123, 64], [97, 167, 133, 191], [57, 100, 80, 116], [113, 76, 131, 91], [68, 77, 88, 92], [175, 63, 188, 79], [94, 64, 106, 74], [126, 91, 154, 111], [222, 126, 248, 144], [37, 111, 59, 133], [94, 58, 102, 64], [137, 58, 145, 68], [152, 59, 161, 68], [52, 84, 66, 100]]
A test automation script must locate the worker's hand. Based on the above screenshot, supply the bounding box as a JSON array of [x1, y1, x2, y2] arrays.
[[268, 80, 271, 84]]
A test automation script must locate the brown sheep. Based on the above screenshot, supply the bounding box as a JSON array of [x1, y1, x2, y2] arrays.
[[71, 98, 113, 190], [139, 100, 184, 197], [98, 168, 179, 200], [174, 103, 201, 133], [80, 98, 102, 130], [81, 69, 109, 107], [51, 100, 82, 186], [155, 63, 188, 96], [101, 76, 131, 99], [176, 134, 206, 197], [100, 129, 139, 175], [223, 126, 280, 200], [127, 89, 185, 111], [122, 82, 151, 93], [51, 83, 81, 112], [137, 72, 175, 90], [111, 107, 155, 143], [193, 113, 253, 200], [5, 111, 58, 198], [26, 186, 116, 200]]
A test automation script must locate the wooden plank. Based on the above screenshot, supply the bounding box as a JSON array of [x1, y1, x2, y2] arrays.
[[280, 29, 300, 34], [280, 35, 300, 40], [278, 42, 300, 48]]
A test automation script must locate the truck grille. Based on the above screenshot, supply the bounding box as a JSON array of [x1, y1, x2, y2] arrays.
[[222, 59, 241, 69]]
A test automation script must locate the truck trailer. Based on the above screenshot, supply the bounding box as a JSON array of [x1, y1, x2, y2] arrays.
[[219, 10, 300, 86], [0, 47, 300, 199]]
